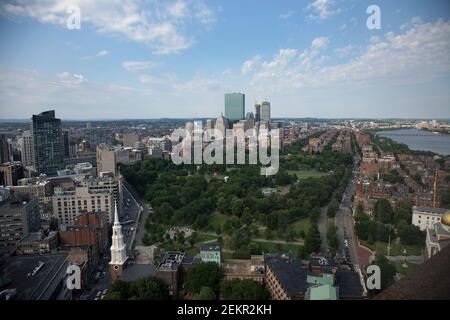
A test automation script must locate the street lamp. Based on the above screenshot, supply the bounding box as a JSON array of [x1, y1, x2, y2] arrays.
[[402, 248, 408, 268]]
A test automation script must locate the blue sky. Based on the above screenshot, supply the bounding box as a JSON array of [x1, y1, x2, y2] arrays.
[[0, 0, 449, 119]]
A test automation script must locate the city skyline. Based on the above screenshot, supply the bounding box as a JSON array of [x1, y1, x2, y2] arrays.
[[0, 0, 449, 119]]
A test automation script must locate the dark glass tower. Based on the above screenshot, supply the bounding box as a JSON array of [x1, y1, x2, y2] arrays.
[[31, 110, 64, 176], [224, 93, 245, 122]]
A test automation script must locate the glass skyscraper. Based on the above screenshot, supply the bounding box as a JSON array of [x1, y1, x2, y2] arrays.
[[224, 93, 245, 122], [261, 101, 271, 122], [31, 110, 64, 176]]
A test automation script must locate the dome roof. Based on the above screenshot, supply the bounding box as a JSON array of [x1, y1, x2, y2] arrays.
[[442, 211, 450, 227]]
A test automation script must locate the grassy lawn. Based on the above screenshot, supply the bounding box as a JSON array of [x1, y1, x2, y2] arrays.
[[193, 233, 218, 244], [290, 218, 311, 234], [287, 169, 329, 179], [390, 260, 418, 276], [252, 241, 301, 254], [207, 212, 233, 231], [361, 240, 423, 256], [222, 251, 234, 260], [185, 246, 200, 255]]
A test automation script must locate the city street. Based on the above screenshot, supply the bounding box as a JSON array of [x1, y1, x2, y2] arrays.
[[335, 152, 360, 267]]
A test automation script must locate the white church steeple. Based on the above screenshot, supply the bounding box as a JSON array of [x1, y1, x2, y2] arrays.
[[109, 201, 128, 279]]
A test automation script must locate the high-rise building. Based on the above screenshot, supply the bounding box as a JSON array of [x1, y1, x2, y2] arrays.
[[0, 195, 41, 246], [214, 113, 229, 138], [20, 131, 34, 168], [225, 93, 245, 122], [255, 103, 261, 122], [63, 130, 70, 159], [52, 185, 114, 224], [86, 128, 113, 150], [96, 144, 117, 176], [31, 110, 64, 176], [0, 134, 11, 164], [261, 101, 271, 122], [0, 162, 24, 186]]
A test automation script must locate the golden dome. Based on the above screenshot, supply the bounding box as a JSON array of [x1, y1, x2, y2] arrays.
[[442, 211, 450, 227]]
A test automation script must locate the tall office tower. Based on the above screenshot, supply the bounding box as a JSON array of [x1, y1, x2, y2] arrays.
[[20, 131, 34, 168], [245, 112, 255, 131], [255, 103, 261, 122], [63, 130, 70, 158], [31, 110, 64, 176], [86, 127, 113, 150], [0, 134, 11, 164], [225, 93, 245, 122], [206, 119, 213, 130], [214, 113, 229, 138], [185, 122, 194, 137], [261, 101, 271, 122], [96, 143, 117, 176], [0, 162, 24, 186]]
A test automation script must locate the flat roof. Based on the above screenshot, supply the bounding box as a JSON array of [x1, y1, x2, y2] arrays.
[[0, 252, 69, 300], [335, 270, 363, 299], [200, 243, 220, 252], [157, 251, 184, 271], [266, 253, 308, 297], [17, 231, 58, 244]]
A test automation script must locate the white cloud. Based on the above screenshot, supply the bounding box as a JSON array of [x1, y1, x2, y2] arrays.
[[279, 11, 295, 20], [82, 50, 109, 60], [0, 0, 216, 54], [311, 37, 329, 50], [168, 1, 188, 18], [122, 61, 161, 72], [96, 50, 109, 57], [52, 72, 87, 88], [241, 55, 261, 75], [306, 0, 339, 20], [246, 19, 450, 90], [335, 44, 353, 58], [139, 75, 163, 84]]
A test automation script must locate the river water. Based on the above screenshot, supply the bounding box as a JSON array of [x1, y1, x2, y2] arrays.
[[376, 128, 450, 156]]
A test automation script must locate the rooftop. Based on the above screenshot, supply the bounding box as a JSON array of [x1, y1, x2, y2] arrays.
[[0, 252, 69, 300], [200, 243, 221, 252], [266, 253, 308, 297], [120, 263, 156, 282], [413, 205, 449, 215], [17, 231, 58, 244], [157, 251, 184, 272], [334, 270, 364, 299]]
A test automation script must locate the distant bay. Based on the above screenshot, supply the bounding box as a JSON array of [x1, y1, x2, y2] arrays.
[[376, 128, 450, 156]]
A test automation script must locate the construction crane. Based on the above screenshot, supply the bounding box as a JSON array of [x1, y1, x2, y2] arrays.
[[433, 170, 438, 208]]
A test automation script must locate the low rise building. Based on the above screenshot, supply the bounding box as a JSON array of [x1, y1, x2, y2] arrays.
[[200, 243, 221, 265], [222, 255, 265, 284], [265, 253, 308, 300], [425, 211, 450, 259], [156, 251, 184, 296], [0, 251, 71, 300], [16, 231, 59, 255], [412, 205, 447, 231]]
